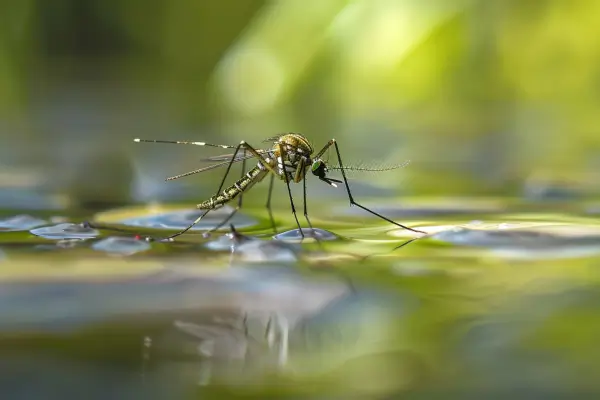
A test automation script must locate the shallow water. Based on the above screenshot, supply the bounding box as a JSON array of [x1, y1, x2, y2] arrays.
[[2, 199, 600, 398]]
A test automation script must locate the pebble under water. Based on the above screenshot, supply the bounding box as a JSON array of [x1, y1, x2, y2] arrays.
[[2, 200, 600, 398]]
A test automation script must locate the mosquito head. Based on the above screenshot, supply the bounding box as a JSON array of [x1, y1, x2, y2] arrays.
[[311, 159, 342, 187], [310, 159, 326, 177]]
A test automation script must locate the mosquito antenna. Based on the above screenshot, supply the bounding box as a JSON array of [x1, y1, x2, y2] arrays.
[[328, 160, 411, 172], [133, 138, 235, 149]]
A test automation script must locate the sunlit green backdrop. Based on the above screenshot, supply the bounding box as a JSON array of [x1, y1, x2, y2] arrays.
[[1, 0, 599, 207]]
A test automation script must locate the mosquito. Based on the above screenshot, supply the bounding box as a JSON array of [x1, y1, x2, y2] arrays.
[[133, 133, 426, 241]]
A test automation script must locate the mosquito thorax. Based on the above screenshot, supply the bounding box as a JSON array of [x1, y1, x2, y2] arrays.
[[272, 133, 314, 162]]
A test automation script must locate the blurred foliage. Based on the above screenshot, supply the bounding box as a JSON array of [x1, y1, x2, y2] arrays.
[[1, 0, 600, 204], [0, 0, 36, 115]]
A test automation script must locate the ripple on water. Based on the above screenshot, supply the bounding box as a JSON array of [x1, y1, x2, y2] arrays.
[[33, 238, 86, 251], [56, 238, 86, 249], [273, 228, 338, 242], [30, 223, 99, 240], [431, 224, 600, 259], [0, 215, 47, 231], [91, 237, 151, 256], [206, 230, 300, 262], [117, 206, 257, 231]]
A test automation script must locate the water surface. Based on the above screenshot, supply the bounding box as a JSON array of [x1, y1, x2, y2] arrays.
[[1, 199, 600, 398]]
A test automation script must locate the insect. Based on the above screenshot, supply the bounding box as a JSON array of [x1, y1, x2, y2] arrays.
[[133, 133, 426, 240]]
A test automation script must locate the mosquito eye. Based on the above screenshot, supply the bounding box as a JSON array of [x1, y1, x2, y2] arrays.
[[311, 161, 321, 173]]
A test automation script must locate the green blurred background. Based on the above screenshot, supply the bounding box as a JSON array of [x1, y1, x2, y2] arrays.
[[2, 0, 600, 210]]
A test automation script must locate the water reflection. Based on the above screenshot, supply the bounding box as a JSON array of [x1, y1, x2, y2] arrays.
[[117, 206, 257, 232], [206, 228, 300, 263], [273, 228, 338, 242], [92, 237, 151, 256], [56, 238, 86, 249], [3, 205, 600, 396], [0, 264, 353, 332], [0, 260, 415, 393], [33, 238, 89, 252], [30, 223, 100, 240], [0, 215, 47, 231], [431, 225, 600, 259], [146, 275, 415, 388]]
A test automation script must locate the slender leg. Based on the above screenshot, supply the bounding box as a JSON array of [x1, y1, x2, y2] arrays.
[[331, 140, 426, 235], [295, 157, 320, 242], [164, 141, 274, 241], [163, 209, 208, 241], [265, 173, 277, 234], [207, 140, 282, 235], [205, 149, 248, 234], [278, 144, 304, 237], [314, 139, 335, 159], [392, 236, 421, 251], [302, 170, 317, 238], [359, 236, 422, 262]]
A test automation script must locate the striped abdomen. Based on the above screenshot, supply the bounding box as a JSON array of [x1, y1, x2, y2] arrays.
[[197, 165, 269, 210]]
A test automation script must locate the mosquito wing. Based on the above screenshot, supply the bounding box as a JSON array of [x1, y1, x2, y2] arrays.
[[262, 134, 285, 143], [168, 149, 272, 181], [200, 149, 270, 163], [166, 160, 235, 181]]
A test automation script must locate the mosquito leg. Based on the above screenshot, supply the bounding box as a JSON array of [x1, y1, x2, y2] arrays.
[[208, 141, 280, 233], [284, 173, 304, 237], [278, 144, 303, 237], [79, 221, 159, 242], [302, 171, 317, 238], [314, 139, 335, 159], [164, 141, 274, 241], [206, 149, 248, 234], [331, 140, 426, 235], [292, 156, 316, 238], [239, 141, 279, 176], [265, 173, 277, 234], [163, 142, 245, 241], [293, 157, 321, 243], [392, 236, 421, 251]]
